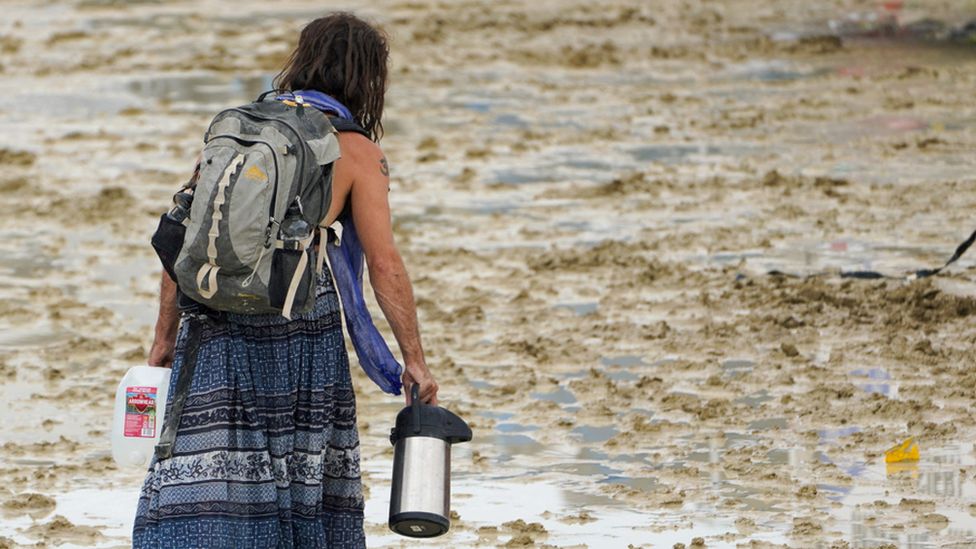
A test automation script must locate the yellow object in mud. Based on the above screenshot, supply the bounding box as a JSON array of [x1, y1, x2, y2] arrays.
[[884, 437, 920, 463]]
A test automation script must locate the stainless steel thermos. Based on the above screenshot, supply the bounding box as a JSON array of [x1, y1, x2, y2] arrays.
[[389, 385, 472, 538]]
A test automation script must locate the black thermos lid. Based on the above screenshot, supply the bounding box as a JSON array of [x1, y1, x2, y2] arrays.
[[390, 385, 473, 445]]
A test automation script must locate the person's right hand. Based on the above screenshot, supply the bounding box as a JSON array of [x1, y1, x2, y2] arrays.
[[148, 337, 175, 368]]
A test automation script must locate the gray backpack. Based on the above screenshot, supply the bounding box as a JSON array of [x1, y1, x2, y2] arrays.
[[171, 95, 341, 318]]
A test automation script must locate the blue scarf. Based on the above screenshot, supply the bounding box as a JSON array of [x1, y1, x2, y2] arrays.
[[278, 91, 403, 396]]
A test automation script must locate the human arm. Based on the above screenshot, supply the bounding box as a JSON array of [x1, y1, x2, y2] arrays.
[[147, 270, 179, 368], [341, 135, 438, 404]]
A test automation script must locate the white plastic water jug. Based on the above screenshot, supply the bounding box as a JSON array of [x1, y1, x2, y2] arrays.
[[111, 365, 171, 468]]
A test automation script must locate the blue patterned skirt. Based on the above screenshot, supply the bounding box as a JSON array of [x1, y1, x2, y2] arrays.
[[133, 273, 366, 549]]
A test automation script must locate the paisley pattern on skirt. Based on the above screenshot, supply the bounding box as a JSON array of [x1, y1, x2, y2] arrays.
[[133, 273, 366, 549]]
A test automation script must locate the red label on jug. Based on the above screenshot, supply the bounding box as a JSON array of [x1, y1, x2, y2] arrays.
[[124, 386, 158, 438]]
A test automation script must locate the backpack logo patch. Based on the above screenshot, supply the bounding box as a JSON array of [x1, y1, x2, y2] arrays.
[[244, 164, 268, 183]]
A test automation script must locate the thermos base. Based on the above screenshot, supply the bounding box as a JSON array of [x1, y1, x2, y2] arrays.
[[389, 511, 450, 538]]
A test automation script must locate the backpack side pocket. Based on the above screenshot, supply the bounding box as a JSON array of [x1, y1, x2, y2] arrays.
[[151, 213, 186, 282], [268, 245, 315, 318]]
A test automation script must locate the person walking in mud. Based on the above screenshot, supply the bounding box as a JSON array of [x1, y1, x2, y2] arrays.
[[135, 13, 438, 548]]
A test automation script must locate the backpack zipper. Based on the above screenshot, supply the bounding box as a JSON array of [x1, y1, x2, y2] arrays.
[[208, 133, 278, 222]]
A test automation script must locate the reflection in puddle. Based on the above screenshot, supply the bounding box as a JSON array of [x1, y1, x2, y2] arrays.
[[492, 113, 527, 128], [850, 367, 899, 397], [747, 417, 788, 431], [830, 443, 976, 547], [722, 59, 830, 82], [553, 301, 598, 316], [572, 425, 618, 444], [486, 433, 545, 459], [819, 426, 863, 444], [127, 73, 274, 109], [530, 386, 577, 405], [549, 462, 621, 477], [721, 359, 756, 376], [600, 475, 658, 491], [735, 390, 775, 409], [8, 458, 57, 467], [363, 466, 792, 547], [605, 370, 640, 382], [600, 355, 646, 367], [469, 379, 495, 391], [475, 409, 514, 421], [495, 423, 539, 433], [745, 237, 958, 278], [491, 167, 553, 184], [628, 143, 722, 163]]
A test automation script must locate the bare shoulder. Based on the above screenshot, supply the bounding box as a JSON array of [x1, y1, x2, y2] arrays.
[[337, 132, 384, 163], [336, 132, 389, 181]]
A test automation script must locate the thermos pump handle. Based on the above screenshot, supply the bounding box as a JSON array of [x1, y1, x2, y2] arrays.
[[411, 384, 422, 434]]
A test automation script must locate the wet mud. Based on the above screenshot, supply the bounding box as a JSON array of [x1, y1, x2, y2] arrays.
[[1, 0, 976, 547]]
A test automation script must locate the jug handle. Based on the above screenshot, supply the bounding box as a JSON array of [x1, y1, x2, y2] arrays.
[[411, 384, 422, 434]]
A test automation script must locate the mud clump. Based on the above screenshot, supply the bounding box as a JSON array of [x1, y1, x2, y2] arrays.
[[502, 519, 547, 533], [791, 517, 823, 536], [559, 511, 596, 524], [0, 35, 22, 55], [0, 177, 28, 193], [46, 30, 90, 45], [783, 35, 844, 55], [504, 534, 535, 547], [25, 515, 103, 544], [51, 185, 137, 222], [0, 148, 36, 167], [562, 41, 621, 68], [527, 240, 658, 271], [499, 517, 547, 546], [780, 342, 799, 357], [2, 492, 56, 514], [899, 498, 937, 512], [885, 281, 976, 324], [591, 172, 659, 198], [797, 484, 818, 498]]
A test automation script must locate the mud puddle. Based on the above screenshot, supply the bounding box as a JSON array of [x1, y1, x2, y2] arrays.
[[733, 237, 973, 278], [127, 73, 274, 111], [361, 458, 792, 548], [0, 488, 136, 548], [827, 442, 976, 547]]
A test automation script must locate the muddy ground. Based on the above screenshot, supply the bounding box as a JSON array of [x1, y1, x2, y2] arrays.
[[1, 0, 976, 547]]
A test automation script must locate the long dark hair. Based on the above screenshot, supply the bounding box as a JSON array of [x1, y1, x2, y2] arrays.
[[274, 12, 389, 141]]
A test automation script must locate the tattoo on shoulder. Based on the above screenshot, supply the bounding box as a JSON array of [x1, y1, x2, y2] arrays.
[[379, 157, 390, 177]]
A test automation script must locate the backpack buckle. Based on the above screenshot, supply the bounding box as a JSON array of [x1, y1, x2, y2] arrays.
[[265, 218, 279, 248]]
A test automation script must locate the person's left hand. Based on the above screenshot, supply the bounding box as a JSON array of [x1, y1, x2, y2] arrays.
[[402, 362, 438, 405]]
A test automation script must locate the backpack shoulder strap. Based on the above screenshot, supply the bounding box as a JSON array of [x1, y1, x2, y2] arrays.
[[326, 117, 371, 224], [329, 117, 371, 139]]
